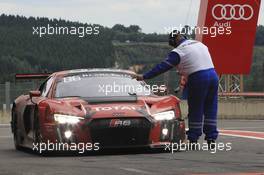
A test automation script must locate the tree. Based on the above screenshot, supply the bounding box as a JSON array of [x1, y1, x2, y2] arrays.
[[255, 25, 264, 45], [128, 25, 141, 33], [112, 24, 127, 33]]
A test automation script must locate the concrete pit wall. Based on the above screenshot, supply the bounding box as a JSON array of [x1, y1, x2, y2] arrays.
[[180, 99, 264, 120]]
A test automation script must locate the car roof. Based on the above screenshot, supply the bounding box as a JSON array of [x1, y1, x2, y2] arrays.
[[52, 68, 136, 77]]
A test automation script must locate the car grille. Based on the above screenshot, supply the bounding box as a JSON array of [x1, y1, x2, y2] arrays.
[[89, 118, 152, 148]]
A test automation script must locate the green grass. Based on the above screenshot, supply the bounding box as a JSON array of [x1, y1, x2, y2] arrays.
[[0, 111, 10, 124]]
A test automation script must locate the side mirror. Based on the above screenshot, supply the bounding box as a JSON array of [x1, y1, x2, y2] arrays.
[[29, 91, 41, 99]]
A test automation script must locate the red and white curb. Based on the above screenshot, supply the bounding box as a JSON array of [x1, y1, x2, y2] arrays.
[[219, 130, 264, 141], [192, 173, 264, 175], [186, 128, 264, 141]]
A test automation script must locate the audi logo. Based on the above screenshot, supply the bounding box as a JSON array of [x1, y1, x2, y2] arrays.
[[212, 4, 254, 21]]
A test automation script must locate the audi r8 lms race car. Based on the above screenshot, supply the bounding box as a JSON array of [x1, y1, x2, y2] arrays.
[[11, 69, 186, 153]]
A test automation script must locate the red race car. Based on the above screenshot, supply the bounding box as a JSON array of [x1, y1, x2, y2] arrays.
[[11, 69, 185, 153]]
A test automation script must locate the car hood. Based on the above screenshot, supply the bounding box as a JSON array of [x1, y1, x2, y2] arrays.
[[44, 95, 180, 119]]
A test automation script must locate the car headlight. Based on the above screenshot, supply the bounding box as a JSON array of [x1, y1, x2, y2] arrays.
[[153, 111, 175, 121], [54, 114, 83, 124]]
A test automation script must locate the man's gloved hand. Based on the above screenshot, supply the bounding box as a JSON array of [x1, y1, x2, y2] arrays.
[[131, 74, 144, 81], [179, 76, 188, 91]]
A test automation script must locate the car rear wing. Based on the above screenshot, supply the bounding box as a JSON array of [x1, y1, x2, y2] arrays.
[[15, 73, 51, 80]]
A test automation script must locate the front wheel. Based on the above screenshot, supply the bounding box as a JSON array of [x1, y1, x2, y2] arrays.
[[33, 108, 45, 154], [33, 110, 41, 144]]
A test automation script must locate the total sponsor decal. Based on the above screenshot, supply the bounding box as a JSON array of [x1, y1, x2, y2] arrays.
[[94, 106, 139, 112]]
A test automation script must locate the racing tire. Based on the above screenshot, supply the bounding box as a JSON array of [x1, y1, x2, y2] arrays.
[[33, 107, 45, 155], [33, 109, 41, 144]]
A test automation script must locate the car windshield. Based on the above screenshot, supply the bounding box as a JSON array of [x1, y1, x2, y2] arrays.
[[54, 72, 152, 98]]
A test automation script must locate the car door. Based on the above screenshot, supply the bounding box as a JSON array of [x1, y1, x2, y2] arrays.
[[23, 77, 54, 139]]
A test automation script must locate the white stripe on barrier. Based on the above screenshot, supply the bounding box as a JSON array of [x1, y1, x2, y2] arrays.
[[0, 124, 10, 126], [0, 136, 12, 138]]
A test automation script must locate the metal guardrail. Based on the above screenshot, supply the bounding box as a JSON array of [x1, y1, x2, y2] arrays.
[[0, 81, 40, 111]]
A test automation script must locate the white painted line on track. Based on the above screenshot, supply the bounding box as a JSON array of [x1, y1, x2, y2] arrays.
[[221, 127, 264, 130], [220, 129, 264, 140], [186, 127, 264, 140], [120, 168, 153, 175], [185, 119, 264, 121], [220, 133, 264, 141], [220, 130, 264, 134]]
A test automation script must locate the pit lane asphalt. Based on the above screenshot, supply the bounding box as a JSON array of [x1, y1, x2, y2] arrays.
[[0, 120, 263, 175]]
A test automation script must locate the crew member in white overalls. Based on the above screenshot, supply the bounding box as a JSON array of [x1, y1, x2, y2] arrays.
[[133, 30, 219, 147]]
